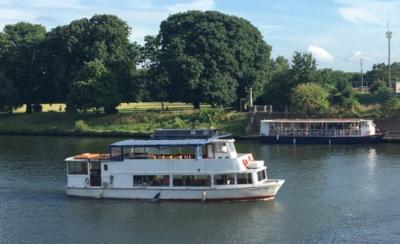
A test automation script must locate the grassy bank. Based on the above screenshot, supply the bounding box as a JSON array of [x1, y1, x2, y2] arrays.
[[0, 109, 248, 137]]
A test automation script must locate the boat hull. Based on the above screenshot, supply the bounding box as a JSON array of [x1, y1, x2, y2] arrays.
[[260, 134, 383, 144], [66, 179, 284, 201]]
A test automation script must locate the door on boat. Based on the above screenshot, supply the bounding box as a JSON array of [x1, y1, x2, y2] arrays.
[[89, 161, 102, 187]]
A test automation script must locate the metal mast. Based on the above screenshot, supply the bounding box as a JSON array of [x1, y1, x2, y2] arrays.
[[386, 23, 393, 89], [360, 58, 364, 92]]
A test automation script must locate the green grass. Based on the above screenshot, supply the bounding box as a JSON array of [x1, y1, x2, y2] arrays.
[[0, 109, 249, 136]]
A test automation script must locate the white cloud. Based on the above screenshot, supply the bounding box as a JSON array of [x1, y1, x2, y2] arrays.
[[308, 45, 334, 62], [336, 0, 400, 25], [339, 7, 383, 25], [166, 0, 215, 13]]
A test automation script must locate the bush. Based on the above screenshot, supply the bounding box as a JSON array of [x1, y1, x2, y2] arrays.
[[74, 120, 89, 132], [382, 97, 400, 117], [291, 83, 329, 114]]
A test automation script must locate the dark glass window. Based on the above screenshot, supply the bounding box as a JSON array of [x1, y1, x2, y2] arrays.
[[237, 173, 253, 184], [173, 175, 211, 187], [103, 164, 108, 171], [133, 175, 169, 186], [257, 170, 266, 182], [214, 174, 235, 185], [68, 162, 88, 175]]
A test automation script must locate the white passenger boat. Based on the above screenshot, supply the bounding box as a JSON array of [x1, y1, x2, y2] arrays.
[[66, 129, 284, 201], [260, 119, 383, 144]]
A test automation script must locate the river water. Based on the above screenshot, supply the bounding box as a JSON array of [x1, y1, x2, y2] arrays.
[[0, 136, 399, 243]]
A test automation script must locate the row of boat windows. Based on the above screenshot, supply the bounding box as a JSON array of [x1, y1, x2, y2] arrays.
[[133, 172, 264, 187]]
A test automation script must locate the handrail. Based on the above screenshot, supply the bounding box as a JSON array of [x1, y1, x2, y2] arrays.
[[267, 128, 362, 137]]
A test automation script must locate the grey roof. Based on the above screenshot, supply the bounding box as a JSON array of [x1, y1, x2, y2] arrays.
[[111, 138, 215, 147]]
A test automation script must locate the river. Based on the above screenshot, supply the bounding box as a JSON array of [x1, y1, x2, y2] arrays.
[[0, 136, 399, 243]]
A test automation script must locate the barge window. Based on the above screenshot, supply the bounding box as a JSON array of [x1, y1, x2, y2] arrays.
[[68, 162, 88, 175], [133, 175, 170, 186], [257, 170, 266, 181], [214, 174, 235, 185], [110, 146, 123, 161], [237, 173, 253, 184], [173, 175, 211, 187]]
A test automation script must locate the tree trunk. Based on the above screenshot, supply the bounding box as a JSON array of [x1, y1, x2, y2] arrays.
[[25, 103, 32, 114], [161, 101, 165, 111], [193, 101, 200, 109]]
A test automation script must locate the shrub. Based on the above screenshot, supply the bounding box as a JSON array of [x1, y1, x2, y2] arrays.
[[291, 83, 329, 115], [74, 120, 89, 132]]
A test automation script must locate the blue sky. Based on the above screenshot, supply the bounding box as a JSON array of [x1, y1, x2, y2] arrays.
[[0, 0, 398, 72]]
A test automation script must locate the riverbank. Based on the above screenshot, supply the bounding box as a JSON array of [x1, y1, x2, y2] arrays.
[[0, 110, 249, 138]]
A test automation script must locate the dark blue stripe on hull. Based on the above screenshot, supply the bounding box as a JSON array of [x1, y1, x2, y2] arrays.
[[260, 135, 383, 144]]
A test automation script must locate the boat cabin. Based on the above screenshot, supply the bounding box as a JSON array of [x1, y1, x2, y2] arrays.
[[260, 119, 377, 137]]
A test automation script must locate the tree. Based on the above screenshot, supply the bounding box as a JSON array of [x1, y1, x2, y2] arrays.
[[0, 72, 20, 113], [149, 11, 271, 108], [291, 83, 329, 114], [66, 60, 121, 113], [290, 51, 317, 86], [43, 15, 140, 103], [0, 22, 46, 113]]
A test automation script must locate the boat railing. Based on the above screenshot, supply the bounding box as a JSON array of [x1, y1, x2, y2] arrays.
[[268, 128, 361, 137]]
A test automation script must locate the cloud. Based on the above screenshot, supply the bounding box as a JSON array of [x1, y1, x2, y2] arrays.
[[339, 7, 383, 25], [308, 45, 334, 62], [336, 0, 400, 25], [166, 0, 215, 13]]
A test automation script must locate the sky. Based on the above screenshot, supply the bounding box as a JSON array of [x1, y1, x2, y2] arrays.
[[0, 0, 399, 72]]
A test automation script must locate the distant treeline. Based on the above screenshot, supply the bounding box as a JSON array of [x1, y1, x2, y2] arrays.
[[0, 11, 398, 114]]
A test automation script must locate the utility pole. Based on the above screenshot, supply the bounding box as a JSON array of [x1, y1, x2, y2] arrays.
[[249, 87, 253, 108], [386, 23, 393, 90], [360, 58, 364, 93]]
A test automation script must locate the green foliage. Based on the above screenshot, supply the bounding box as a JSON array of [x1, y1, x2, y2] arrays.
[[0, 22, 46, 113], [0, 72, 21, 113], [67, 60, 121, 113], [150, 11, 271, 108], [381, 97, 400, 117], [74, 120, 89, 132], [290, 52, 317, 85], [291, 83, 329, 114]]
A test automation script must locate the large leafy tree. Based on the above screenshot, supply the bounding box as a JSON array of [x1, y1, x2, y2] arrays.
[[44, 14, 140, 105], [67, 60, 121, 113], [149, 11, 271, 108], [0, 22, 46, 113]]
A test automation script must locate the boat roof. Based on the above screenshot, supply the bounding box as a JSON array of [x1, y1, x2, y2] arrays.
[[111, 137, 234, 147], [261, 119, 372, 123]]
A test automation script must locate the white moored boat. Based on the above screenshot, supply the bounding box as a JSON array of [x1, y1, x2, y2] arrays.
[[66, 129, 284, 201]]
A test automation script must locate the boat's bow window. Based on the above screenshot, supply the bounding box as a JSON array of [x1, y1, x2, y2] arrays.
[[68, 161, 88, 175], [257, 170, 266, 182]]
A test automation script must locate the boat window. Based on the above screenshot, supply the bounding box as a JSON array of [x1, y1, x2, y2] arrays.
[[133, 175, 170, 186], [103, 164, 108, 171], [214, 174, 235, 185], [68, 162, 88, 175], [227, 142, 236, 153], [257, 170, 266, 182], [110, 146, 123, 161], [236, 173, 253, 184], [216, 143, 229, 153], [173, 175, 211, 187]]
